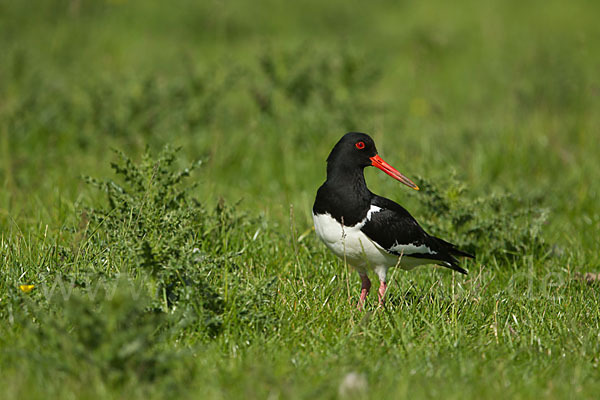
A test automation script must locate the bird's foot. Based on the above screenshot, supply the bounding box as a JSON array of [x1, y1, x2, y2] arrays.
[[378, 281, 387, 306], [357, 273, 371, 311], [357, 288, 369, 310]]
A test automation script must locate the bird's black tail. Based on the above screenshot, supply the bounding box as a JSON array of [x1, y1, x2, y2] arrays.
[[449, 247, 475, 259], [434, 237, 474, 275]]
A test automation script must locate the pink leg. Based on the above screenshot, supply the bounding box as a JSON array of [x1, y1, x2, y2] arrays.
[[378, 281, 387, 306], [357, 273, 371, 310]]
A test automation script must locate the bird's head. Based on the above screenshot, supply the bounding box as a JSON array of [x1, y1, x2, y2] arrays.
[[326, 132, 419, 190]]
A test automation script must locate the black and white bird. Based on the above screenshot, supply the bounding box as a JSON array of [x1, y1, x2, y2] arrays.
[[313, 132, 473, 308]]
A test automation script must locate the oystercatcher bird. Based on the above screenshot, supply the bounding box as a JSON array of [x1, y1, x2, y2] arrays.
[[313, 132, 473, 308]]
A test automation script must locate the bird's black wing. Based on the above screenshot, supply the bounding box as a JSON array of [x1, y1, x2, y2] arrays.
[[360, 195, 473, 274]]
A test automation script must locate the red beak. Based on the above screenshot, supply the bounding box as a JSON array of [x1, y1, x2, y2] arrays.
[[370, 154, 419, 190]]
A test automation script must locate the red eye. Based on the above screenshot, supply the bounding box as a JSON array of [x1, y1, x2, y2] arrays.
[[355, 141, 365, 150]]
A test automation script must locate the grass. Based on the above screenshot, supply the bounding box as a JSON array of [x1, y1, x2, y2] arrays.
[[1, 0, 600, 398]]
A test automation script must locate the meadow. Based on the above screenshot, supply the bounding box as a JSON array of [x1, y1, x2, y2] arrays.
[[1, 0, 599, 398]]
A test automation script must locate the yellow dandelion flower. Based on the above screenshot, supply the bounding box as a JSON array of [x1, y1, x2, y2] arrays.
[[19, 285, 35, 293]]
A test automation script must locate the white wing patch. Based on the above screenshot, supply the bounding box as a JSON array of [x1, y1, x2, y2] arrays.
[[390, 242, 437, 255], [365, 205, 382, 221]]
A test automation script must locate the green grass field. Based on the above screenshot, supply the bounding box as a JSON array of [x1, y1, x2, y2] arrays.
[[1, 0, 599, 398]]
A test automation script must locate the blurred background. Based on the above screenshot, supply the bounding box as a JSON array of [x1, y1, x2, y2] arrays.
[[2, 1, 600, 398], [1, 0, 599, 253]]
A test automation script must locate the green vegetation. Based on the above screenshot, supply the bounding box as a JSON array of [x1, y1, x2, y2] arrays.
[[1, 0, 599, 398]]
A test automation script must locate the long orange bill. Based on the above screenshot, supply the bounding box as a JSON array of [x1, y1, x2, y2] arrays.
[[369, 154, 420, 190]]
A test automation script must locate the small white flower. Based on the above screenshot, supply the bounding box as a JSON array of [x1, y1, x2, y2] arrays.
[[338, 371, 367, 398]]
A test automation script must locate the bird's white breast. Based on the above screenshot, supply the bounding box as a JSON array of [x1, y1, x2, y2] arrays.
[[312, 207, 398, 271], [313, 205, 438, 275]]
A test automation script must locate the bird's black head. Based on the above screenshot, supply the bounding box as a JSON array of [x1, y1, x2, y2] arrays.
[[326, 132, 419, 190], [326, 132, 377, 168]]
